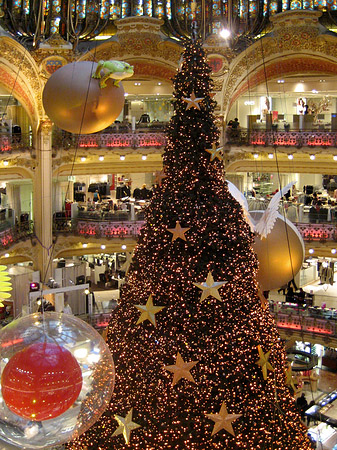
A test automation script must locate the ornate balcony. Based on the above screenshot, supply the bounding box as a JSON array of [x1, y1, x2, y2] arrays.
[[52, 129, 167, 150], [0, 133, 33, 153], [0, 221, 33, 247], [226, 129, 337, 149]]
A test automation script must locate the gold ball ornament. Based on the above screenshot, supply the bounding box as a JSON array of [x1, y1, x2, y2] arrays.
[[251, 212, 304, 292], [42, 61, 125, 134]]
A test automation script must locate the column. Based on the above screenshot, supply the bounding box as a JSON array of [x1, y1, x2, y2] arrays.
[[33, 119, 53, 280]]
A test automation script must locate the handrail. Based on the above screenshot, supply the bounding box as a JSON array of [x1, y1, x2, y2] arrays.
[[0, 132, 33, 152], [0, 220, 34, 247]]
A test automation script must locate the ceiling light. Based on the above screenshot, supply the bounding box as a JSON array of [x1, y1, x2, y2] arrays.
[[124, 93, 129, 97], [268, 153, 274, 159], [81, 157, 86, 162], [82, 243, 88, 248], [277, 80, 284, 84], [101, 244, 106, 250], [308, 248, 314, 254], [99, 156, 104, 161], [142, 155, 147, 160], [253, 153, 259, 159], [310, 154, 315, 160], [4, 253, 9, 258], [333, 155, 337, 161], [157, 82, 162, 86], [331, 249, 336, 254], [220, 28, 231, 39], [121, 244, 127, 250], [3, 160, 8, 166], [288, 154, 293, 160], [120, 155, 126, 161], [312, 89, 318, 94]]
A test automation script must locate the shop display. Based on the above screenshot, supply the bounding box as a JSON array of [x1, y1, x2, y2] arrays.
[[0, 311, 115, 449], [43, 61, 125, 134]]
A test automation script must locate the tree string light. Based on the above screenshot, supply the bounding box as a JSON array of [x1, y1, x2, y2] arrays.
[[67, 38, 312, 450]]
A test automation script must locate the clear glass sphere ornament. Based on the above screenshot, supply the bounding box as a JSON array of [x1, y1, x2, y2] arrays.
[[0, 312, 114, 449]]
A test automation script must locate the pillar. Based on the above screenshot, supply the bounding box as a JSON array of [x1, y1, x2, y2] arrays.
[[33, 119, 53, 280]]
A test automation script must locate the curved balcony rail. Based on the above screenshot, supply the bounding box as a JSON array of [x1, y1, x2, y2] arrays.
[[0, 220, 33, 247], [270, 310, 336, 338], [0, 132, 33, 152], [52, 128, 167, 150], [52, 207, 337, 243], [226, 128, 337, 149], [53, 212, 144, 239]]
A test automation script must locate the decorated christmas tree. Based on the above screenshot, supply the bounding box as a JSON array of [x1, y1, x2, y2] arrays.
[[69, 39, 311, 450]]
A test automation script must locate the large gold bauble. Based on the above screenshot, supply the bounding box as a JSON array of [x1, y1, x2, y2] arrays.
[[42, 61, 125, 134], [251, 212, 304, 292]]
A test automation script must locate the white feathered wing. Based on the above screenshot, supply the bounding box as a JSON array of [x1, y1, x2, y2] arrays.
[[227, 181, 255, 232], [255, 181, 295, 239]]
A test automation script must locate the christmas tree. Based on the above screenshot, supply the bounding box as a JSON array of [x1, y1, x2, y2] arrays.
[[69, 39, 311, 450]]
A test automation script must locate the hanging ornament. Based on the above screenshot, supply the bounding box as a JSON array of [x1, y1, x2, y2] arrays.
[[0, 312, 115, 449], [43, 61, 127, 134], [2, 342, 82, 421], [182, 92, 204, 110]]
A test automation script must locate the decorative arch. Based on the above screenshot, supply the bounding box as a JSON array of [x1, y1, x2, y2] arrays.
[[0, 37, 43, 129], [221, 10, 337, 117]]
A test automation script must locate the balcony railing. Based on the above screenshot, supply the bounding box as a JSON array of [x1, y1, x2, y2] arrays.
[[0, 220, 33, 247], [226, 129, 337, 148], [0, 133, 33, 152], [51, 209, 337, 242], [52, 129, 167, 149]]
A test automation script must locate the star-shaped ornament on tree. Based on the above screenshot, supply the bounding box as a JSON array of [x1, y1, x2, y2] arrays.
[[205, 143, 223, 162], [167, 221, 190, 242], [135, 294, 165, 327], [285, 364, 296, 392], [112, 408, 141, 444], [193, 272, 227, 302], [120, 252, 133, 275], [154, 169, 167, 186], [164, 352, 199, 386], [182, 91, 204, 110], [256, 345, 275, 380], [206, 402, 242, 437]]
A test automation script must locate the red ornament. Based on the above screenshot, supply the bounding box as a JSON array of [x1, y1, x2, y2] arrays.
[[1, 342, 82, 421]]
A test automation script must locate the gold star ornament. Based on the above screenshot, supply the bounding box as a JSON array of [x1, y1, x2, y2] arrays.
[[112, 408, 141, 444], [193, 272, 227, 302], [285, 364, 296, 392], [182, 91, 204, 110], [256, 345, 274, 380], [135, 294, 165, 327], [205, 143, 223, 161], [120, 252, 133, 274], [154, 169, 167, 186], [206, 402, 242, 437], [165, 352, 199, 386], [167, 221, 190, 242]]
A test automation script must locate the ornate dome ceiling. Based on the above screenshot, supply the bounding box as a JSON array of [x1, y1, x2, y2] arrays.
[[1, 0, 337, 48]]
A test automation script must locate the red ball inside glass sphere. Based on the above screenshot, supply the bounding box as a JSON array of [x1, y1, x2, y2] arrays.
[[1, 342, 82, 421]]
